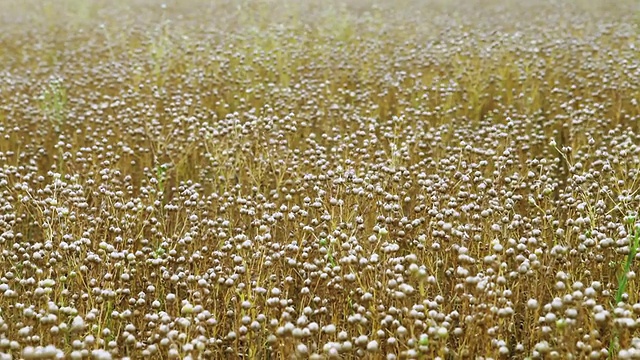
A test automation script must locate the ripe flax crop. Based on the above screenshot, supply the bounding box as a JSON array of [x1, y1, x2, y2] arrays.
[[1, 0, 640, 359]]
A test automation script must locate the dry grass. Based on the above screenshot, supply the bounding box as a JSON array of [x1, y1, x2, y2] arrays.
[[1, 0, 640, 359]]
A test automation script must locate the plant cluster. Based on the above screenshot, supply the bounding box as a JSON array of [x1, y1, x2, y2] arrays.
[[1, 0, 640, 358]]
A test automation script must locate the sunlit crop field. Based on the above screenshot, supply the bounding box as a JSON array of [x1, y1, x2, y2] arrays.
[[1, 0, 640, 359]]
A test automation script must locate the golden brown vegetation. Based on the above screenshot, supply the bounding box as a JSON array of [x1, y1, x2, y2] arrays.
[[1, 0, 640, 359]]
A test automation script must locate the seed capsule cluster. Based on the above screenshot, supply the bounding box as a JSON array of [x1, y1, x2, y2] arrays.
[[1, 0, 640, 358]]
